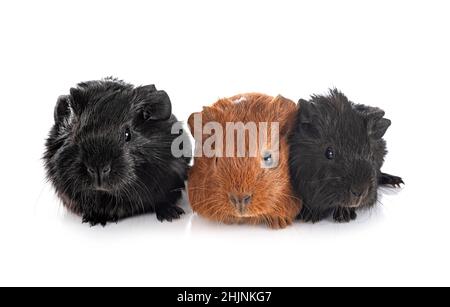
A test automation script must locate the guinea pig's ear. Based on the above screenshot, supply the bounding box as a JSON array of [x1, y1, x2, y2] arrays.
[[271, 95, 297, 137], [369, 117, 391, 139], [297, 98, 309, 107], [298, 100, 314, 125], [360, 105, 391, 139], [135, 86, 172, 121], [188, 112, 200, 134], [354, 104, 385, 119], [54, 95, 72, 124], [136, 84, 157, 94], [188, 107, 224, 144], [297, 100, 322, 138], [69, 87, 89, 116]]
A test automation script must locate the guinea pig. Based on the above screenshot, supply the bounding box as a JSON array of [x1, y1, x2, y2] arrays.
[[44, 78, 191, 226], [288, 89, 404, 223], [187, 94, 301, 229]]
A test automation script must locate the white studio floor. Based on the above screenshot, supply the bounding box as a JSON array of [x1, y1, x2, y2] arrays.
[[4, 163, 446, 287]]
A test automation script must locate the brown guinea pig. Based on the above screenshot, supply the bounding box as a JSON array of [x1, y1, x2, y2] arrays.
[[187, 93, 301, 229]]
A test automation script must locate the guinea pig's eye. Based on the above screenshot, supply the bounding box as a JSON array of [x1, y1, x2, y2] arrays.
[[124, 128, 132, 142], [325, 147, 335, 160], [262, 152, 274, 167]]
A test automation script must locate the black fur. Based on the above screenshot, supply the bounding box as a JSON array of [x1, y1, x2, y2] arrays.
[[289, 89, 403, 223], [44, 78, 191, 226]]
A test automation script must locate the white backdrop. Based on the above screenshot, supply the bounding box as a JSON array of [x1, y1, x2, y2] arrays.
[[0, 0, 449, 287]]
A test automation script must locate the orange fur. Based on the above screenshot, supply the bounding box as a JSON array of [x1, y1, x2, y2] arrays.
[[187, 93, 301, 229]]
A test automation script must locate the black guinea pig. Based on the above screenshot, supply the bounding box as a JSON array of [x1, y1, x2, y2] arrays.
[[44, 78, 191, 226], [288, 89, 403, 223]]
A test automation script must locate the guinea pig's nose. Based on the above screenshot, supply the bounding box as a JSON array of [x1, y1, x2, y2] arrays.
[[350, 187, 364, 197], [86, 165, 111, 176], [85, 164, 111, 187], [87, 167, 96, 177], [102, 165, 111, 175], [229, 193, 253, 210]]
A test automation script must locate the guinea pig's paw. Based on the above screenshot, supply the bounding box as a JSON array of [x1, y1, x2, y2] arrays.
[[298, 207, 319, 223], [81, 211, 118, 227], [82, 215, 108, 227], [379, 173, 405, 188], [266, 216, 292, 230], [333, 208, 357, 223], [221, 217, 238, 225], [155, 204, 185, 222]]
